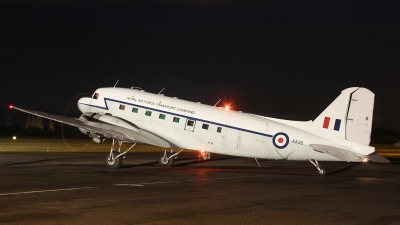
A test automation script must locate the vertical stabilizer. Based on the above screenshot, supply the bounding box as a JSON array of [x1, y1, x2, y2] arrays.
[[312, 87, 359, 140], [312, 87, 374, 146]]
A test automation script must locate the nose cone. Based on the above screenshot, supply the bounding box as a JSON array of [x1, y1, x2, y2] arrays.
[[77, 97, 92, 113]]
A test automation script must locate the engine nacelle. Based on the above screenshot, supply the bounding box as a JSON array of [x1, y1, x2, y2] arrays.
[[78, 112, 137, 144], [78, 127, 88, 135], [92, 136, 105, 144], [78, 113, 93, 136], [78, 113, 107, 144]]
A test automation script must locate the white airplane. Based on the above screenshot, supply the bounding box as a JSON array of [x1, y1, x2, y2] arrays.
[[11, 86, 389, 175]]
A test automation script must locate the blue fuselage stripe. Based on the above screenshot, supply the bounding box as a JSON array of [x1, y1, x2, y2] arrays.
[[80, 98, 273, 138]]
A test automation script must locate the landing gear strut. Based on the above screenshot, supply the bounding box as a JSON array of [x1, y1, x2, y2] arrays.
[[105, 139, 136, 169], [159, 149, 183, 167], [308, 159, 327, 176]]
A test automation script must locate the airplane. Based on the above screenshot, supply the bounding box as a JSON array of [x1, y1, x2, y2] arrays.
[[10, 86, 389, 176]]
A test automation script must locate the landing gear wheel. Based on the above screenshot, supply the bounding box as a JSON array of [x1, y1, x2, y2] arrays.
[[105, 151, 122, 169], [159, 152, 175, 167], [318, 166, 327, 176]]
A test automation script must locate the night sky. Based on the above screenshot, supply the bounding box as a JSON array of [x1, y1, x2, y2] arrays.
[[1, 1, 400, 131]]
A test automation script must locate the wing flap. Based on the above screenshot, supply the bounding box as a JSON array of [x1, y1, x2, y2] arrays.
[[12, 106, 174, 148]]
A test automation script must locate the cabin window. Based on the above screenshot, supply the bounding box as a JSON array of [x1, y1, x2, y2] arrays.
[[187, 120, 194, 127], [217, 127, 222, 133], [93, 93, 99, 99], [132, 107, 138, 113], [202, 124, 209, 130], [145, 110, 152, 116], [173, 117, 180, 123], [119, 104, 125, 110], [159, 114, 166, 120]]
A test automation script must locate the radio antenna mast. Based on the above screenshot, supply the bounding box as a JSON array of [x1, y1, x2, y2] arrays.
[[214, 99, 221, 107], [114, 79, 119, 88], [158, 87, 165, 95]]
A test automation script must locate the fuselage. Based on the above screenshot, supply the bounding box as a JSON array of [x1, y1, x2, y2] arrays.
[[77, 87, 349, 162]]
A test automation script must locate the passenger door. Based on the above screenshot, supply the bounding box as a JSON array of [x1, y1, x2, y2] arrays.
[[223, 115, 244, 150]]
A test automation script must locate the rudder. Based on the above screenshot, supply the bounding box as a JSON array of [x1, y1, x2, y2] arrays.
[[345, 88, 374, 145]]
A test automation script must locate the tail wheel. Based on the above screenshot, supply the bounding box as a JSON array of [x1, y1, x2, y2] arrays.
[[309, 159, 327, 176], [318, 167, 327, 176], [105, 151, 122, 169], [159, 152, 175, 167]]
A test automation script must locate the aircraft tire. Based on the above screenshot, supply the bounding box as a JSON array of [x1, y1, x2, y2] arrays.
[[318, 167, 327, 176], [159, 152, 175, 167], [105, 151, 122, 169]]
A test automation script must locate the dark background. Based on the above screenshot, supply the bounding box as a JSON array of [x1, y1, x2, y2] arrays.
[[1, 1, 399, 132]]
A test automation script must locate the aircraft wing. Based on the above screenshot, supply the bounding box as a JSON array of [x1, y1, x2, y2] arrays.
[[12, 106, 174, 148]]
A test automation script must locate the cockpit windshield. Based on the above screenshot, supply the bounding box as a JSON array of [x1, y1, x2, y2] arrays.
[[93, 93, 99, 99]]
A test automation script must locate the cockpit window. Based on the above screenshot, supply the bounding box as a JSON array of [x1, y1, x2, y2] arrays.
[[93, 93, 99, 99]]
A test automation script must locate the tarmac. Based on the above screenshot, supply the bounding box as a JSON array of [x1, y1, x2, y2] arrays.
[[0, 151, 399, 225]]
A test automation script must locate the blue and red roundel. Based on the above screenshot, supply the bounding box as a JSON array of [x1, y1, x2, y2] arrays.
[[272, 132, 289, 149]]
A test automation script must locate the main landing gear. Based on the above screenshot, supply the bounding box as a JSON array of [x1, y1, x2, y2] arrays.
[[309, 159, 327, 176], [105, 139, 136, 169], [159, 149, 183, 167]]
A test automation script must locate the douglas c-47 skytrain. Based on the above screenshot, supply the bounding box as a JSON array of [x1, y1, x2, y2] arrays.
[[11, 86, 389, 176]]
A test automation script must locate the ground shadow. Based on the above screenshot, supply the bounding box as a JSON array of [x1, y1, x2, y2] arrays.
[[326, 162, 360, 176], [121, 155, 237, 168]]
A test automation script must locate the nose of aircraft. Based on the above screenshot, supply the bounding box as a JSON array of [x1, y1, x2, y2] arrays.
[[77, 97, 92, 113]]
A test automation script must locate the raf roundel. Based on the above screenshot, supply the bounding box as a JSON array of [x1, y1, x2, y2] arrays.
[[272, 132, 289, 149]]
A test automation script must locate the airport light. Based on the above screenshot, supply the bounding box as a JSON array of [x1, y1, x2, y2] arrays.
[[12, 136, 17, 140]]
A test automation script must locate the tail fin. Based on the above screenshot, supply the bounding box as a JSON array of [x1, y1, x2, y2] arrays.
[[313, 87, 374, 145]]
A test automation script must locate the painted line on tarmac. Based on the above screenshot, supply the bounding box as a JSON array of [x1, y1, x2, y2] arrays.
[[0, 175, 267, 196], [114, 184, 145, 187], [114, 175, 266, 187], [0, 187, 96, 196]]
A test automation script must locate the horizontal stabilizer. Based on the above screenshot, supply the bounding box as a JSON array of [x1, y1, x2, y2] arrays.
[[367, 152, 390, 163], [310, 144, 363, 162]]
